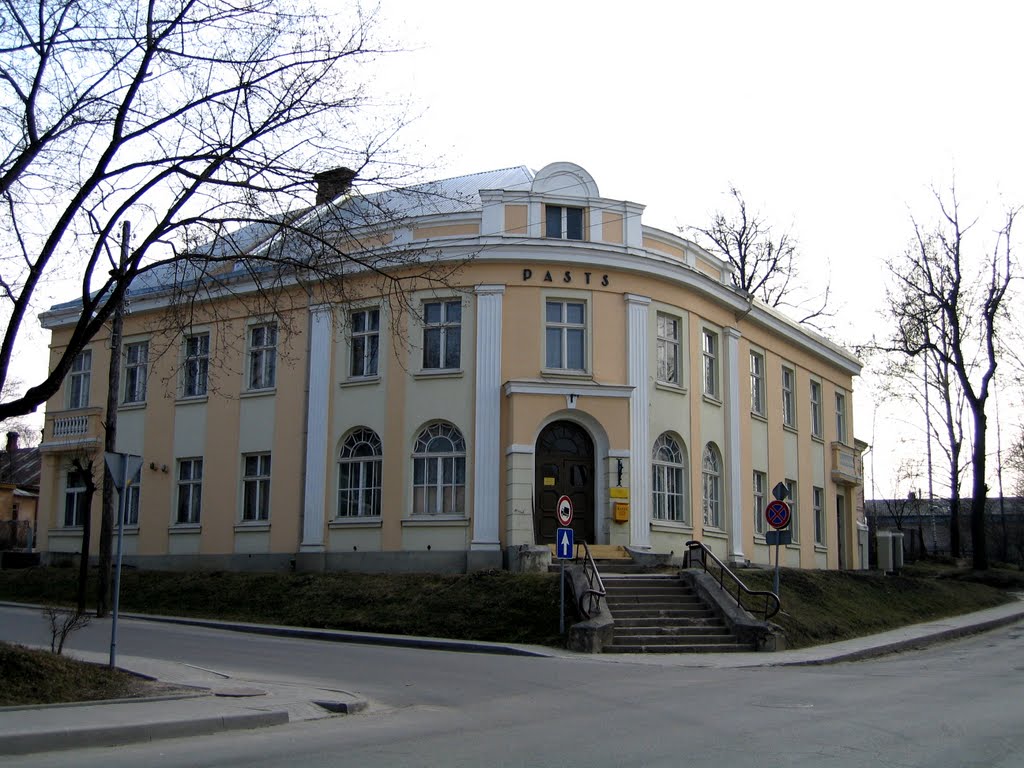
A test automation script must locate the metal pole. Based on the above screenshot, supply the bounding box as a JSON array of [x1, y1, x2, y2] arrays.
[[773, 541, 780, 596], [109, 463, 128, 668], [559, 559, 565, 635]]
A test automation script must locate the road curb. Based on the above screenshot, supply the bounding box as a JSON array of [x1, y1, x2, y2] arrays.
[[0, 709, 289, 757], [781, 608, 1024, 666]]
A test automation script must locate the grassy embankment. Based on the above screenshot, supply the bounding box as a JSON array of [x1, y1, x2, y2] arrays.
[[1, 560, 1020, 706]]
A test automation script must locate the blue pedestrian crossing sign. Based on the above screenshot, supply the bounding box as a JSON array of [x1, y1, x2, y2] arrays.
[[557, 527, 574, 560]]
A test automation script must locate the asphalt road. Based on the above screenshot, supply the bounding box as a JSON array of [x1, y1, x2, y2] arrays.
[[3, 605, 1024, 767]]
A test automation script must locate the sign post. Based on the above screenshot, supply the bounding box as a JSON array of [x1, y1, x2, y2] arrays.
[[555, 496, 575, 635], [766, 483, 791, 597], [104, 451, 142, 668]]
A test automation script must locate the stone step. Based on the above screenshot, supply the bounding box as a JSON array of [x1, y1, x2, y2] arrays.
[[605, 643, 756, 654], [602, 589, 700, 602], [608, 608, 716, 620], [610, 618, 724, 630], [606, 626, 729, 638], [548, 544, 631, 559], [605, 599, 705, 611], [610, 634, 741, 647]]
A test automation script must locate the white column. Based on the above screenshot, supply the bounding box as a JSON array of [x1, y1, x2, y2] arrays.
[[472, 285, 505, 552], [724, 326, 745, 563], [625, 294, 651, 549], [301, 304, 333, 552]]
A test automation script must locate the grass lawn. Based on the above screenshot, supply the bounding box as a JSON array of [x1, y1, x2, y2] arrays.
[[0, 642, 155, 707], [0, 559, 1019, 706]]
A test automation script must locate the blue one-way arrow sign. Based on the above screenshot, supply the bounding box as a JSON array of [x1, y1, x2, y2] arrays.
[[557, 527, 574, 560]]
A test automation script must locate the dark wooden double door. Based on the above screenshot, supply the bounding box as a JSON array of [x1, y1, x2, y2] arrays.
[[534, 421, 595, 544]]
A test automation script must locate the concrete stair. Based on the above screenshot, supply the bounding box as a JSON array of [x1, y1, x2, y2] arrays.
[[547, 544, 652, 574], [602, 574, 755, 653]]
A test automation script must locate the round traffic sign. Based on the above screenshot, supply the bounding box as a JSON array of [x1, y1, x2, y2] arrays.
[[765, 499, 791, 529], [556, 495, 574, 527]]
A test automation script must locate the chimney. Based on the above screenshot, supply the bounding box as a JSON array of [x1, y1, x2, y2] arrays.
[[313, 167, 357, 206], [5, 431, 18, 454]]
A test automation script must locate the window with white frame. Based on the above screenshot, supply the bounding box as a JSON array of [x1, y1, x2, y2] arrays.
[[67, 350, 92, 409], [123, 482, 140, 526], [123, 341, 148, 404], [242, 454, 272, 522], [63, 469, 89, 527], [813, 486, 825, 545], [750, 350, 765, 416], [247, 323, 277, 390], [656, 313, 680, 385], [183, 333, 210, 397], [545, 300, 586, 371], [652, 433, 688, 523], [338, 428, 382, 517], [422, 300, 461, 370], [350, 309, 380, 378], [545, 205, 584, 240], [176, 458, 202, 524], [810, 379, 823, 438], [412, 423, 466, 516], [702, 443, 723, 528], [786, 478, 799, 541], [782, 366, 796, 428], [836, 391, 848, 444], [702, 330, 719, 398], [753, 470, 767, 535]]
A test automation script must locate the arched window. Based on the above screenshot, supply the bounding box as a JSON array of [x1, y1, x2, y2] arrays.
[[652, 433, 688, 523], [412, 423, 466, 516], [702, 443, 722, 528], [338, 428, 382, 517]]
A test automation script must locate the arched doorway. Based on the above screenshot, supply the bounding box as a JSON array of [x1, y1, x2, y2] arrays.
[[534, 420, 595, 544]]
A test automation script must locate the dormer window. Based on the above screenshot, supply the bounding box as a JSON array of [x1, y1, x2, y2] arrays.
[[545, 205, 584, 240]]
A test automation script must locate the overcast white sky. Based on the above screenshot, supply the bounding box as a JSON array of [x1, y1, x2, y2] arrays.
[[13, 0, 1024, 498], [368, 0, 1024, 498]]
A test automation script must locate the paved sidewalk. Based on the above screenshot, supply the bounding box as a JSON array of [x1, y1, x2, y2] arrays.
[[2, 598, 1022, 757]]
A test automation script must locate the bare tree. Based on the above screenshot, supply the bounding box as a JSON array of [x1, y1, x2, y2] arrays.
[[687, 186, 833, 329], [43, 604, 91, 655], [0, 0, 441, 421], [883, 186, 1018, 570]]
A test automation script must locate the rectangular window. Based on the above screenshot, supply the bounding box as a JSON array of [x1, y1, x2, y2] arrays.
[[545, 205, 584, 240], [183, 333, 210, 397], [786, 478, 799, 542], [123, 483, 140, 526], [242, 453, 272, 522], [656, 313, 680, 385], [836, 391, 848, 444], [545, 300, 586, 370], [123, 341, 148, 404], [750, 351, 765, 415], [350, 308, 380, 378], [702, 330, 719, 398], [753, 470, 767, 535], [248, 323, 277, 390], [810, 380, 823, 438], [176, 458, 203, 524], [67, 350, 92, 409], [813, 486, 825, 546], [782, 366, 796, 428], [422, 300, 461, 370], [63, 469, 89, 527]]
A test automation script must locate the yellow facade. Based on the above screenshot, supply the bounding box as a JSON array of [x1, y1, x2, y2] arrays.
[[37, 162, 865, 573]]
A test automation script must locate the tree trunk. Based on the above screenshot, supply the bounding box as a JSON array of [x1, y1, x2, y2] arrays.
[[75, 462, 96, 614], [970, 407, 988, 570]]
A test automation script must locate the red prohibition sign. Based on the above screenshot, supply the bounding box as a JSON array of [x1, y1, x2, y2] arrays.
[[765, 499, 791, 530], [556, 495, 574, 527]]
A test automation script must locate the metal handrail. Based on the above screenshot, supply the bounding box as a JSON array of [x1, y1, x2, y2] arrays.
[[685, 540, 780, 621], [573, 540, 607, 619]]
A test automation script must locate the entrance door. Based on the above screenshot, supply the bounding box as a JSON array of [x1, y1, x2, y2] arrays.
[[534, 421, 595, 544]]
